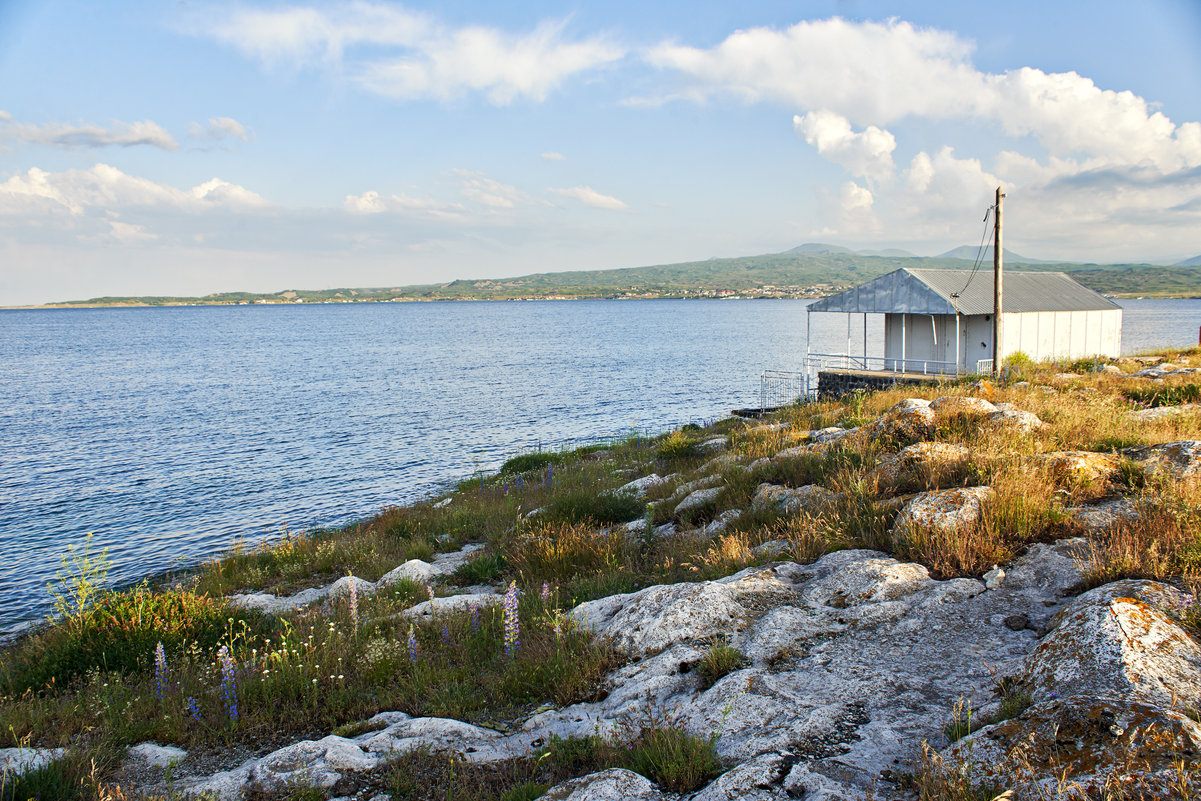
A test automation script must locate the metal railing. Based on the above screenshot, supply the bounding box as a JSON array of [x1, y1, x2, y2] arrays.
[[805, 352, 960, 376], [759, 353, 995, 406]]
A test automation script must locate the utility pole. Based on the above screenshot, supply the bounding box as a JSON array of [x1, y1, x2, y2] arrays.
[[992, 186, 1004, 376]]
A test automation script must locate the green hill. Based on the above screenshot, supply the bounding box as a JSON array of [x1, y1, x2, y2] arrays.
[[38, 252, 1201, 307]]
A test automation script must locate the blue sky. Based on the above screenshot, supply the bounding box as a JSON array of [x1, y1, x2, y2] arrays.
[[1, 0, 1199, 304]]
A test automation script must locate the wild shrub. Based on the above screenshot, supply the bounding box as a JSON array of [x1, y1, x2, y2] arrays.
[[696, 640, 745, 689], [499, 452, 563, 476], [624, 724, 722, 793], [655, 430, 701, 462], [504, 522, 629, 585], [0, 584, 278, 694], [543, 488, 643, 525], [453, 552, 507, 584]]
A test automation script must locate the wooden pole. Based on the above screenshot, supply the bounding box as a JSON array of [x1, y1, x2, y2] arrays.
[[993, 186, 1004, 376]]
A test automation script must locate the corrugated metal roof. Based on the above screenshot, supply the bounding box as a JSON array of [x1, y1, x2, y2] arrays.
[[807, 268, 1120, 315]]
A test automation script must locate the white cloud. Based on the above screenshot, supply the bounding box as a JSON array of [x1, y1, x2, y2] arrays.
[[0, 164, 268, 216], [189, 117, 249, 142], [197, 4, 624, 105], [343, 189, 464, 219], [541, 151, 566, 161], [551, 185, 629, 210], [0, 117, 178, 150], [793, 111, 895, 182], [454, 170, 540, 208]]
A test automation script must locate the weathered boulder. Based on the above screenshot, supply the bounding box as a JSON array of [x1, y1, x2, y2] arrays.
[[229, 586, 329, 614], [751, 483, 837, 514], [863, 399, 936, 444], [892, 486, 994, 538], [810, 426, 857, 446], [987, 407, 1047, 432], [378, 559, 442, 587], [867, 442, 970, 491], [668, 474, 723, 502], [929, 395, 998, 416], [615, 473, 667, 498], [359, 712, 512, 763], [0, 747, 67, 778], [690, 753, 787, 801], [328, 574, 375, 600], [1067, 498, 1142, 532], [127, 743, 187, 769], [1021, 580, 1201, 710], [1031, 450, 1122, 486], [402, 591, 501, 619], [248, 735, 381, 794], [699, 436, 731, 454], [944, 697, 1201, 798], [1123, 440, 1201, 479], [542, 768, 662, 801], [703, 510, 742, 536], [674, 487, 722, 517], [1128, 403, 1201, 422]]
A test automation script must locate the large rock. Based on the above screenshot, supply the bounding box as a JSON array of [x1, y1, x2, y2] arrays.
[[1067, 498, 1142, 532], [1128, 404, 1201, 422], [892, 486, 994, 538], [867, 442, 970, 492], [929, 395, 998, 416], [248, 735, 381, 793], [944, 697, 1201, 798], [359, 712, 513, 763], [1123, 440, 1201, 479], [863, 399, 936, 444], [751, 483, 837, 514], [0, 747, 67, 778], [987, 407, 1047, 432], [402, 591, 501, 619], [1021, 580, 1201, 710], [617, 473, 667, 498], [377, 559, 442, 587], [542, 768, 662, 801], [674, 487, 722, 517]]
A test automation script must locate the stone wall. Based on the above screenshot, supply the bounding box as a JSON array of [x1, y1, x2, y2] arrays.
[[817, 370, 942, 399]]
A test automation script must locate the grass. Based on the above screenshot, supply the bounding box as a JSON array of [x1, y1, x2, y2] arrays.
[[2, 351, 1200, 798]]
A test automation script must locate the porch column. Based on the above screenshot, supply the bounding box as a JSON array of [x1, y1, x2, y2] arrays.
[[901, 314, 907, 373], [955, 313, 961, 374]]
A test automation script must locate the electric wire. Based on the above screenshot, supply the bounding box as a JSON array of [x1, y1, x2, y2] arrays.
[[952, 205, 994, 299]]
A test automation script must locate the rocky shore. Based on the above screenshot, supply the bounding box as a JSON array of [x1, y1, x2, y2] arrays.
[[2, 353, 1200, 800]]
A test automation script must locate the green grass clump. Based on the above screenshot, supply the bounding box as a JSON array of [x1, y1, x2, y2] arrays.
[[1125, 381, 1201, 408], [695, 640, 745, 689], [543, 488, 644, 525], [1, 584, 278, 694], [498, 452, 563, 476], [655, 430, 701, 462]]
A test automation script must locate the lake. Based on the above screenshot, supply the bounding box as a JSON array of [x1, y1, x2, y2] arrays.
[[2, 297, 1198, 635]]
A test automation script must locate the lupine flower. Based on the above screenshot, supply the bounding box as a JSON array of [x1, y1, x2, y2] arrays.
[[544, 463, 554, 488], [552, 613, 563, 640], [470, 603, 480, 633], [408, 624, 418, 663], [217, 645, 238, 721], [186, 696, 202, 722], [515, 475, 523, 491], [540, 582, 551, 605], [348, 573, 359, 628], [154, 642, 169, 703], [503, 581, 520, 658]]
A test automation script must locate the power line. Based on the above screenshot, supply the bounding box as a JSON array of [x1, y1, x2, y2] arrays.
[[952, 204, 995, 300]]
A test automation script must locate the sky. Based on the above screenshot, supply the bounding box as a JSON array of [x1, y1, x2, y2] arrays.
[[1, 0, 1199, 305]]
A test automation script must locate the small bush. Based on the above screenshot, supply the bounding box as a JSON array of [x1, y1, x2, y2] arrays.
[[500, 452, 563, 476], [544, 489, 643, 525], [626, 725, 722, 793], [696, 640, 745, 689], [655, 431, 701, 462], [454, 552, 507, 584]]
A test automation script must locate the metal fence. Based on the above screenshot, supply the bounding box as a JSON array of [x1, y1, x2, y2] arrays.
[[761, 353, 994, 407]]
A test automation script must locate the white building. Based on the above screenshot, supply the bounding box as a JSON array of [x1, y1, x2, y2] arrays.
[[806, 268, 1122, 376]]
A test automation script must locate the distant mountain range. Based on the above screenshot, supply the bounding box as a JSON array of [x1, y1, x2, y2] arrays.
[[30, 244, 1201, 308]]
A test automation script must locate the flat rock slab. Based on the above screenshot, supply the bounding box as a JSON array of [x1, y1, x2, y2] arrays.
[[0, 747, 66, 778], [1123, 440, 1201, 479], [1031, 451, 1122, 486], [542, 768, 662, 801], [892, 486, 994, 537], [752, 483, 837, 514], [929, 395, 998, 416]]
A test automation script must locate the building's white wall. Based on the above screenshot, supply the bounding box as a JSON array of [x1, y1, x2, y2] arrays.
[[884, 313, 990, 373], [999, 310, 1122, 362]]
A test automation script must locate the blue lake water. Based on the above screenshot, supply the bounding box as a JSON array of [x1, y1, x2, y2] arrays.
[[2, 297, 1199, 634]]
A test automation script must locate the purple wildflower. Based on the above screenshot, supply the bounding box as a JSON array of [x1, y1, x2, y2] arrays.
[[441, 621, 451, 646], [217, 645, 238, 721], [154, 642, 169, 703], [540, 582, 551, 605], [503, 581, 520, 659], [407, 624, 418, 663], [186, 696, 202, 722], [515, 475, 523, 491], [470, 603, 480, 633], [544, 463, 554, 488]]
